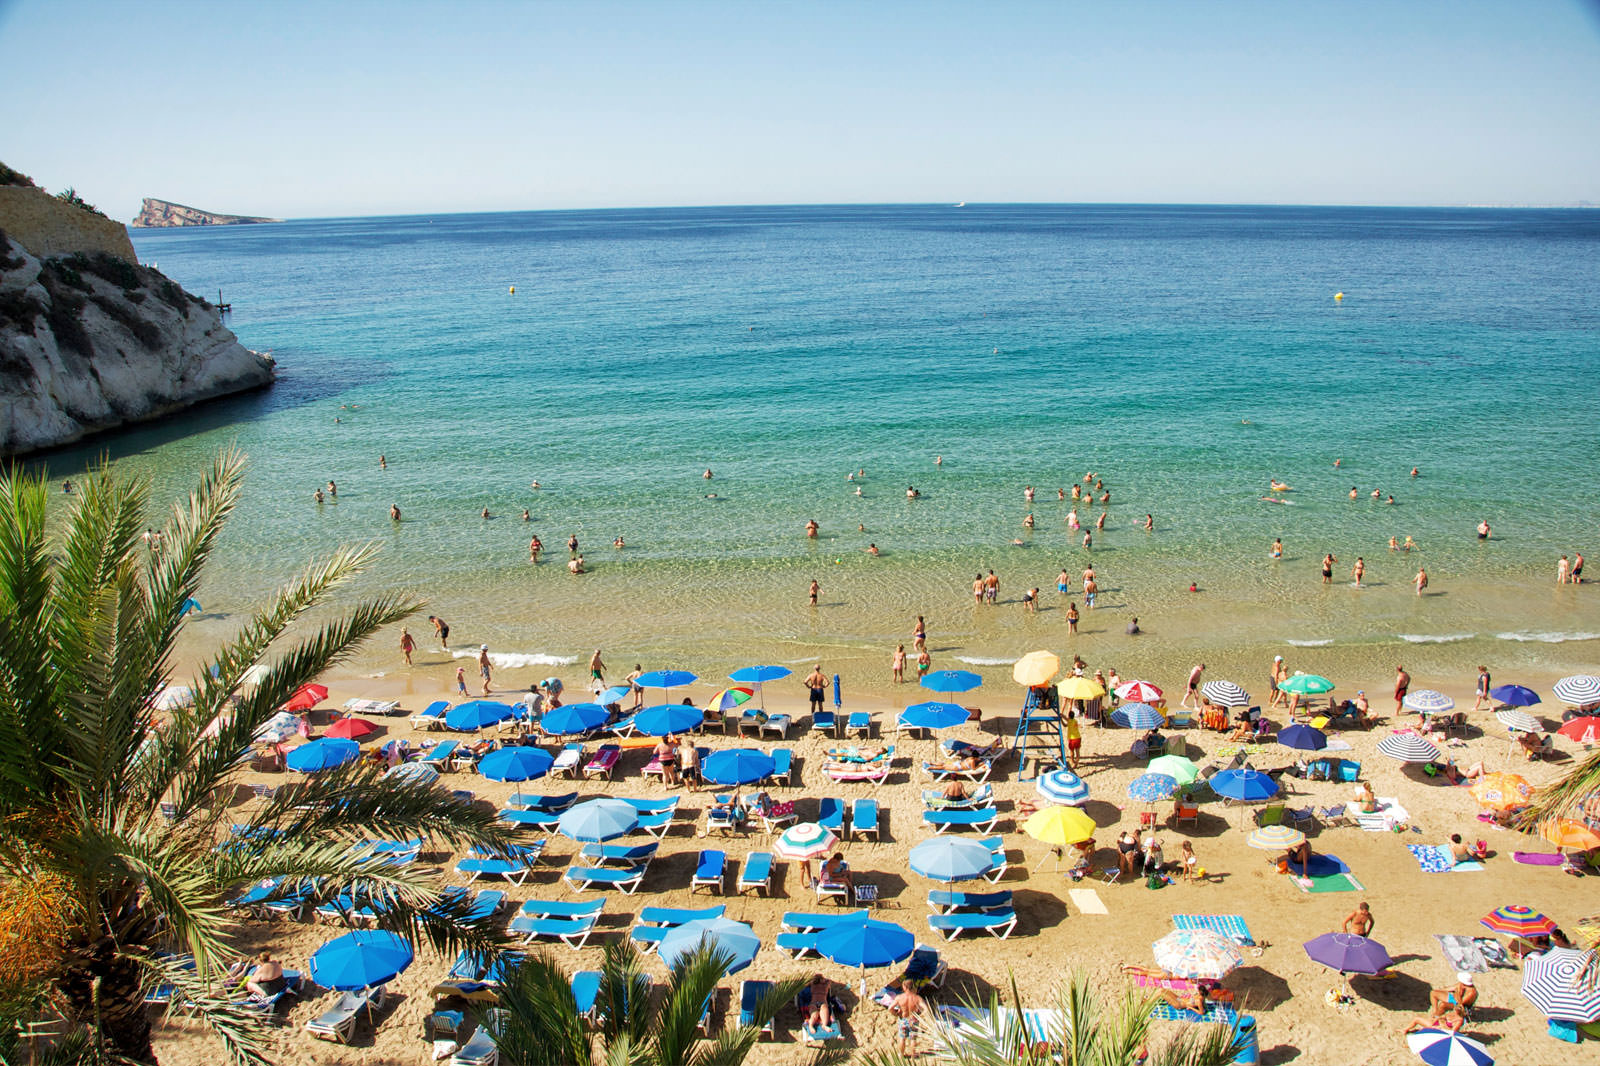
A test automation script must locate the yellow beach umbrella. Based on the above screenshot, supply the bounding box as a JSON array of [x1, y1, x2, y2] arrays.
[[1023, 805, 1096, 846], [1013, 650, 1061, 687], [1540, 819, 1600, 851], [1057, 676, 1105, 702]]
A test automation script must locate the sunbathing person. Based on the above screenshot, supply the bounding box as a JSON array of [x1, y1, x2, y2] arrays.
[[804, 973, 836, 1030], [1353, 781, 1379, 814], [819, 852, 854, 900], [1282, 839, 1312, 876], [928, 753, 981, 774], [829, 745, 889, 763], [244, 952, 286, 1000], [1402, 1007, 1465, 1035], [1119, 966, 1224, 1013], [1427, 973, 1478, 1022], [940, 779, 969, 801], [1448, 834, 1486, 864]]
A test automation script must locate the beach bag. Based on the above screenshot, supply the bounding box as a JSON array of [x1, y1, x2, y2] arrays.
[[1145, 873, 1166, 890]]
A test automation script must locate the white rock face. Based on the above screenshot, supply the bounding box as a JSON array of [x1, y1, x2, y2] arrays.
[[0, 232, 275, 456]]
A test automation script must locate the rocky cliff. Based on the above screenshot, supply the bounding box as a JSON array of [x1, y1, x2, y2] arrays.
[[0, 229, 275, 456], [131, 198, 280, 228]]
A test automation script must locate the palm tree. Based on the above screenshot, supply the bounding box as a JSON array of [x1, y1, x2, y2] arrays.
[[855, 972, 1247, 1066], [478, 939, 815, 1066], [0, 452, 514, 1064]]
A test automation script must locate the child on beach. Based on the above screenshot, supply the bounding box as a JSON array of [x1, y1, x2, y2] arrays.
[[455, 666, 467, 697]]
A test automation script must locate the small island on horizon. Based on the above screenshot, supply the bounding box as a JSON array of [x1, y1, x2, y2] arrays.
[[131, 197, 281, 228]]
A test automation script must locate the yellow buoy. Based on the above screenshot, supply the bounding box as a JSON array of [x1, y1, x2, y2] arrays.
[[509, 286, 515, 295], [1334, 292, 1344, 301]]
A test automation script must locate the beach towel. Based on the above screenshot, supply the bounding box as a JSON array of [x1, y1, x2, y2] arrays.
[[1473, 937, 1515, 968], [1292, 867, 1363, 893], [1513, 851, 1565, 866], [1302, 854, 1348, 878], [1407, 845, 1483, 873], [1172, 914, 1255, 947], [1067, 889, 1108, 915], [1435, 935, 1490, 973], [1148, 1002, 1239, 1024], [1356, 798, 1410, 832]]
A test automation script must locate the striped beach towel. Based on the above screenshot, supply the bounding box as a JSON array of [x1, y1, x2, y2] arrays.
[[1172, 914, 1255, 947], [1149, 1002, 1239, 1024]]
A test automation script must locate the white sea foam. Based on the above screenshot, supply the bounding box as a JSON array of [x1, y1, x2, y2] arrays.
[[1495, 631, 1600, 644], [451, 649, 578, 668], [955, 656, 1016, 666], [1285, 639, 1334, 647], [1397, 633, 1475, 644]]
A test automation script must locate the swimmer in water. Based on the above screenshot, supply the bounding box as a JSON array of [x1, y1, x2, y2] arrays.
[[314, 488, 324, 503], [855, 487, 863, 496], [1334, 458, 1342, 467], [614, 536, 624, 549], [390, 504, 401, 521], [378, 455, 387, 469], [806, 519, 819, 538], [934, 455, 942, 466], [1272, 538, 1283, 558], [1058, 568, 1070, 595], [1371, 488, 1381, 500], [867, 543, 879, 556], [1352, 557, 1365, 587], [1071, 484, 1081, 501], [809, 579, 820, 606], [481, 507, 490, 519], [1389, 536, 1398, 551], [1096, 512, 1106, 530], [1025, 486, 1035, 502], [1386, 495, 1394, 505], [1404, 535, 1416, 552], [1023, 513, 1035, 529], [529, 535, 542, 561], [704, 469, 713, 479], [1144, 514, 1154, 532], [1058, 488, 1066, 500], [328, 481, 337, 498], [522, 509, 530, 521], [1349, 487, 1359, 500], [530, 480, 540, 489], [1411, 467, 1419, 478]]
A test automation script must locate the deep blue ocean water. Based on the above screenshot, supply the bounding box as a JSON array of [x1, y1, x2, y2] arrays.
[[48, 204, 1600, 690]]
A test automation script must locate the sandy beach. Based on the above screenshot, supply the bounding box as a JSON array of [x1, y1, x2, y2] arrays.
[[152, 651, 1598, 1066]]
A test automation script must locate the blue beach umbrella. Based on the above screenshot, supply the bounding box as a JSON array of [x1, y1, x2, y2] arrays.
[[1111, 702, 1164, 729], [909, 837, 995, 882], [816, 915, 915, 970], [899, 701, 969, 731], [634, 670, 698, 704], [1211, 768, 1278, 802], [1277, 724, 1328, 751], [833, 674, 842, 708], [1128, 773, 1179, 802], [1489, 684, 1540, 708], [597, 685, 632, 707], [1036, 769, 1090, 806], [445, 700, 517, 732], [558, 798, 639, 842], [635, 704, 704, 737], [702, 748, 774, 786], [540, 702, 611, 735], [308, 930, 414, 990], [657, 917, 762, 975], [920, 669, 983, 694], [384, 761, 439, 786], [286, 737, 360, 772], [729, 665, 791, 710], [477, 746, 554, 782]]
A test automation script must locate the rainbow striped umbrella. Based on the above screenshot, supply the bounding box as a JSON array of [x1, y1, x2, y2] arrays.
[[1480, 905, 1556, 937]]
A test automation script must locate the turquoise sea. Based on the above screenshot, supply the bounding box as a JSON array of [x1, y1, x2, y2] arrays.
[[42, 205, 1600, 696]]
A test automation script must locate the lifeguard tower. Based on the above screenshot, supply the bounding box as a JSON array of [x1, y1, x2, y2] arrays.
[[1011, 685, 1066, 780]]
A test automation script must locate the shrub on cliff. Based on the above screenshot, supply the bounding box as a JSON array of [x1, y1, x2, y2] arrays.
[[53, 187, 108, 219], [0, 162, 36, 188]]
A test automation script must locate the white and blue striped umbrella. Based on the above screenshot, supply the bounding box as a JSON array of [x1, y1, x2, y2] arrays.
[[1494, 709, 1542, 734], [1036, 770, 1090, 806], [1128, 773, 1179, 802], [1402, 689, 1455, 714], [1521, 947, 1600, 1022], [1553, 675, 1600, 706], [1405, 1029, 1493, 1066], [1200, 680, 1248, 708], [1111, 702, 1164, 729], [1378, 733, 1442, 763]]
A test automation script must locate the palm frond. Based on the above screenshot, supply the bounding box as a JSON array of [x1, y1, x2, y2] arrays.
[[651, 943, 733, 1066], [135, 951, 273, 1066], [0, 468, 65, 807], [689, 974, 807, 1066], [474, 950, 590, 1066], [1521, 748, 1600, 826]]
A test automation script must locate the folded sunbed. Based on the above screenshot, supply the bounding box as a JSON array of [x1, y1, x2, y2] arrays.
[[572, 970, 602, 1020]]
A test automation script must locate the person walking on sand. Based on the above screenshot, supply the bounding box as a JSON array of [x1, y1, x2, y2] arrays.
[[589, 649, 606, 686], [429, 615, 450, 650], [1343, 902, 1375, 936], [1270, 656, 1288, 708], [1183, 663, 1205, 709], [809, 579, 820, 606], [891, 978, 925, 1055], [1321, 553, 1336, 584], [1472, 665, 1491, 712], [1394, 666, 1410, 716], [891, 643, 906, 683], [1066, 710, 1082, 769], [478, 644, 493, 696], [625, 664, 645, 710], [1414, 565, 1428, 595], [1351, 557, 1365, 588], [399, 628, 415, 666]]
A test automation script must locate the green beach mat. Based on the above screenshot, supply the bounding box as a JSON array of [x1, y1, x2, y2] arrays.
[[1294, 872, 1363, 893]]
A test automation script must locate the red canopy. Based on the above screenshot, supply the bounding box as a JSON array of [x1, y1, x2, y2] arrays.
[[324, 717, 377, 740], [283, 683, 330, 713]]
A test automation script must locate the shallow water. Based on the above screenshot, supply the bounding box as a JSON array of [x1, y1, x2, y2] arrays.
[[36, 204, 1600, 695]]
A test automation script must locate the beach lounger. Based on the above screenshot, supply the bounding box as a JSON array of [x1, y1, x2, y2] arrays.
[[706, 796, 742, 835], [817, 797, 845, 831], [455, 853, 535, 885], [419, 741, 460, 769], [305, 987, 382, 1043], [509, 912, 599, 948], [826, 744, 894, 763], [1316, 804, 1351, 827], [315, 888, 380, 926], [978, 836, 1008, 882], [497, 807, 562, 831], [812, 708, 838, 736], [845, 711, 873, 738], [583, 744, 621, 780], [922, 756, 1000, 783], [344, 698, 400, 717], [923, 807, 1000, 834], [797, 985, 845, 1045], [635, 809, 675, 837], [410, 700, 450, 730], [873, 945, 949, 1006], [580, 841, 658, 866], [739, 979, 776, 1038], [565, 863, 648, 894], [1148, 1001, 1239, 1024], [507, 790, 577, 812], [1172, 914, 1255, 946], [551, 743, 585, 778], [739, 852, 774, 895], [758, 799, 797, 834], [775, 931, 820, 958], [143, 954, 195, 1010], [692, 850, 726, 893], [640, 752, 672, 782], [608, 714, 638, 737], [849, 798, 880, 840], [617, 797, 680, 815], [261, 882, 317, 921], [927, 889, 1013, 914], [517, 898, 606, 920], [921, 784, 995, 809], [781, 909, 869, 932], [571, 970, 602, 1021], [638, 904, 726, 925], [760, 713, 792, 738], [815, 873, 850, 905], [450, 1019, 499, 1066], [824, 760, 891, 787], [769, 748, 793, 786], [928, 908, 1018, 940]]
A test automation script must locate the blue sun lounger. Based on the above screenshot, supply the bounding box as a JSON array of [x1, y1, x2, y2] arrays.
[[634, 809, 675, 837], [927, 889, 1013, 914], [781, 909, 869, 931], [239, 968, 302, 1014], [691, 850, 726, 893], [812, 707, 838, 735], [739, 979, 776, 1037], [797, 984, 845, 1044], [455, 844, 541, 885], [498, 807, 563, 830], [261, 882, 317, 920], [409, 700, 450, 730], [581, 841, 659, 865], [817, 797, 845, 832], [572, 970, 603, 1020], [509, 911, 600, 948], [922, 807, 1000, 834], [565, 863, 648, 893], [617, 797, 680, 815], [738, 852, 774, 895], [776, 931, 820, 958], [507, 790, 577, 812], [927, 908, 1018, 940], [848, 798, 879, 840], [770, 748, 793, 786], [419, 741, 459, 769]]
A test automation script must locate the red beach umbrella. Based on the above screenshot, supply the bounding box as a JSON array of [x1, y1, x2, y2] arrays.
[[324, 717, 377, 740], [1556, 717, 1600, 745], [283, 683, 330, 713]]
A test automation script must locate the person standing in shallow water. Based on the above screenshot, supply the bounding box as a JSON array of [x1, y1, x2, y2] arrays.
[[809, 579, 820, 606]]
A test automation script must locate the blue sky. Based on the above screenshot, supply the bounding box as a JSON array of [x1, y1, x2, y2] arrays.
[[4, 1, 1598, 218]]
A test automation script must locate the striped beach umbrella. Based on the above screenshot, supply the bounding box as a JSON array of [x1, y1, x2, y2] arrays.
[[1201, 680, 1248, 707], [1115, 680, 1163, 703], [1278, 673, 1335, 696], [1557, 717, 1600, 745], [1378, 733, 1441, 763], [1405, 1029, 1494, 1066], [1111, 702, 1164, 729], [1152, 929, 1243, 981], [1246, 825, 1306, 850], [705, 686, 755, 713], [1489, 684, 1541, 707], [1128, 773, 1179, 802], [772, 822, 838, 862], [1521, 947, 1600, 1021], [1480, 905, 1556, 937], [1553, 675, 1600, 706], [1468, 773, 1534, 812], [1036, 769, 1090, 806], [1494, 709, 1542, 734], [384, 761, 439, 786], [1402, 690, 1455, 715]]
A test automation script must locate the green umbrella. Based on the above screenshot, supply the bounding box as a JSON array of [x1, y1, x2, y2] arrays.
[[1148, 754, 1199, 785], [1278, 673, 1334, 696]]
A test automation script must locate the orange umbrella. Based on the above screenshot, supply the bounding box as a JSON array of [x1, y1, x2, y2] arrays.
[[1539, 819, 1600, 851], [1469, 772, 1534, 812]]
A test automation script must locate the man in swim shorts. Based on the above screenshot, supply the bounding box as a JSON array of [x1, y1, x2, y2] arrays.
[[1183, 663, 1204, 708], [590, 649, 605, 685], [429, 615, 450, 649], [1394, 666, 1410, 715]]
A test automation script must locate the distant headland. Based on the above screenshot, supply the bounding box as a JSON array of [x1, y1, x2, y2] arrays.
[[130, 198, 281, 228]]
